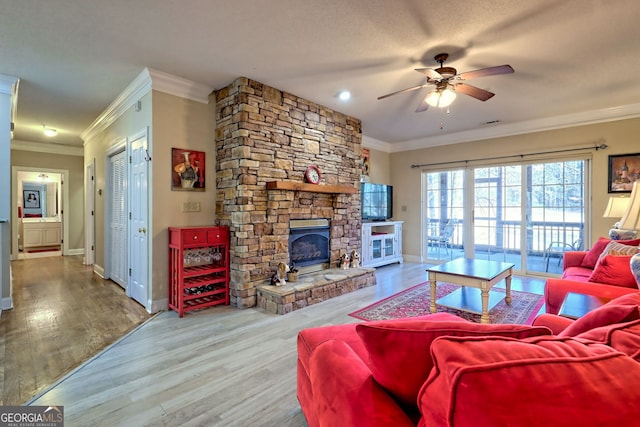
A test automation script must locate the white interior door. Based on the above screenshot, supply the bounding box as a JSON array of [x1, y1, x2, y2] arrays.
[[128, 131, 149, 307], [108, 150, 127, 287], [84, 161, 95, 265]]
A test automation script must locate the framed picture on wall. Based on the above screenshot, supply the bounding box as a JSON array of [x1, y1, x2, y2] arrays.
[[360, 148, 370, 180], [23, 190, 41, 208], [172, 148, 205, 191], [608, 153, 640, 193]]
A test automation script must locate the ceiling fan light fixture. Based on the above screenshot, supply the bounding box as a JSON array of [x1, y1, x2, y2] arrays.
[[426, 87, 456, 108]]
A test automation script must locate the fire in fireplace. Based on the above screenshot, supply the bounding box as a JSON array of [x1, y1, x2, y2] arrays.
[[289, 219, 330, 271]]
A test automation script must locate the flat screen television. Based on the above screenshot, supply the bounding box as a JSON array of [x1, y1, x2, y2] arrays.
[[361, 182, 393, 221]]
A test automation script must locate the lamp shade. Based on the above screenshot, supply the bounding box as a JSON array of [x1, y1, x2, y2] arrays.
[[618, 180, 640, 231], [603, 196, 630, 218]]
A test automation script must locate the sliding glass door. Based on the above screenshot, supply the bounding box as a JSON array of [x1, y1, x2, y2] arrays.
[[424, 158, 587, 274], [424, 170, 465, 261]]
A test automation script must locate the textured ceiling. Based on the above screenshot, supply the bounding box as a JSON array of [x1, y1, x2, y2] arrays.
[[2, 0, 640, 151]]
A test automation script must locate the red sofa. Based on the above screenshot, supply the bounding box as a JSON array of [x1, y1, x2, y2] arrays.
[[297, 292, 640, 427], [544, 237, 640, 314]]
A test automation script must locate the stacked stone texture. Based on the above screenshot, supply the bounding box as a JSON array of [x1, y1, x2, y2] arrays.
[[215, 77, 363, 308]]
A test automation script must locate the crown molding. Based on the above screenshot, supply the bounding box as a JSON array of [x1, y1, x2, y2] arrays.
[[11, 139, 84, 157], [390, 103, 640, 152], [147, 68, 213, 104], [81, 67, 213, 144], [362, 135, 392, 152], [0, 74, 18, 95]]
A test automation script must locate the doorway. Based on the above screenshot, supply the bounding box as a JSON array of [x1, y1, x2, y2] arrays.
[[10, 167, 70, 260]]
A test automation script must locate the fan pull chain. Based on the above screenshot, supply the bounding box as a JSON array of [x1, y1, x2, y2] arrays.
[[439, 106, 451, 130]]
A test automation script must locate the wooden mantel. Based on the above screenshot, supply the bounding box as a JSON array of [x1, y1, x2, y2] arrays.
[[266, 181, 358, 194]]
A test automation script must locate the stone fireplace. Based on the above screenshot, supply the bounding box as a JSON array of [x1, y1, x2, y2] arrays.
[[214, 77, 368, 309]]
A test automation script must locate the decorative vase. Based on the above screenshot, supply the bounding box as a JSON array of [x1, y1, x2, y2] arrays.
[[288, 271, 299, 282], [176, 151, 198, 188]]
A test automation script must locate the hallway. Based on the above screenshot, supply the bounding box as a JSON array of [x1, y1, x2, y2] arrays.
[[0, 255, 150, 405]]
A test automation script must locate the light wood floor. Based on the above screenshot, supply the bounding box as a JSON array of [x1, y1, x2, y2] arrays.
[[28, 262, 545, 427], [0, 255, 151, 405]]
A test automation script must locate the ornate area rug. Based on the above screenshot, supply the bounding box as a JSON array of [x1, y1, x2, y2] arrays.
[[349, 282, 545, 325]]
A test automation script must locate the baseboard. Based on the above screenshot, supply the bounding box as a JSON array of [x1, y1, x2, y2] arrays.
[[93, 264, 105, 278], [66, 248, 85, 256], [149, 297, 167, 314], [1, 296, 14, 310], [403, 254, 421, 263]]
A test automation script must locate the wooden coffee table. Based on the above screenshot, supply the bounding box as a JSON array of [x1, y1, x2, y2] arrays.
[[558, 292, 613, 319], [427, 258, 515, 323]]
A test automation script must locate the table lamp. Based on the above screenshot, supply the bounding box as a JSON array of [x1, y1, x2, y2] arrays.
[[610, 180, 640, 240]]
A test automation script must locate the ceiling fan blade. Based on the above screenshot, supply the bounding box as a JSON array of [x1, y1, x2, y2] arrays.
[[455, 83, 495, 101], [415, 93, 431, 112], [457, 65, 514, 80], [415, 68, 443, 80], [377, 83, 431, 100]]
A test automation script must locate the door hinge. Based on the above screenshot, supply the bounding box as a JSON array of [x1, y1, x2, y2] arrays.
[[129, 156, 132, 164], [129, 212, 132, 220], [91, 245, 94, 251], [129, 268, 132, 276]]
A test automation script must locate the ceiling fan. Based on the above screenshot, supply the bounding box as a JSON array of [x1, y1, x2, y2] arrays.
[[378, 53, 514, 112]]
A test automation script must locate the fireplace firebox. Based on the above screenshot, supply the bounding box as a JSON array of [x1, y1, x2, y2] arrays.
[[289, 219, 330, 272]]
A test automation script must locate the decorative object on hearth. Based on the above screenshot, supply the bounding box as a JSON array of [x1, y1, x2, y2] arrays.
[[610, 180, 640, 240], [287, 262, 299, 282], [271, 262, 290, 286], [339, 252, 350, 270], [172, 148, 205, 191], [304, 165, 321, 184], [377, 53, 514, 112], [349, 250, 360, 268], [608, 153, 640, 193]]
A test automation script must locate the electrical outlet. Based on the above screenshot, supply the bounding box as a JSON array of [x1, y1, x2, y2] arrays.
[[182, 202, 201, 213]]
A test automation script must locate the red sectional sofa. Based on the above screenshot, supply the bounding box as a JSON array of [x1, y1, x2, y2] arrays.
[[297, 293, 640, 427], [544, 237, 640, 314]]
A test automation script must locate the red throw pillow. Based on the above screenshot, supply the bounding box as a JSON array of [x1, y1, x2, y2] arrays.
[[418, 335, 640, 427], [588, 255, 637, 288], [308, 340, 415, 427], [355, 317, 551, 406], [581, 237, 640, 269], [558, 292, 640, 337]]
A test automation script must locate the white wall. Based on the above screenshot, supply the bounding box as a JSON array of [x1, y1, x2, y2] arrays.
[[0, 74, 18, 312]]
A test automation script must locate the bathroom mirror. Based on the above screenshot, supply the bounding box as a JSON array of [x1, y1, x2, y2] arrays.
[[21, 180, 59, 218]]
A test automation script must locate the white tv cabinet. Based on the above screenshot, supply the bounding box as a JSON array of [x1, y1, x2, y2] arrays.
[[361, 221, 403, 268]]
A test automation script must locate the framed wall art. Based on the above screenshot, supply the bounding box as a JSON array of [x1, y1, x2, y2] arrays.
[[608, 153, 640, 193], [172, 148, 205, 191], [23, 190, 41, 208], [360, 147, 370, 181]]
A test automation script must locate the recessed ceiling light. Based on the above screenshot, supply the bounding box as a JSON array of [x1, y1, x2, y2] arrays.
[[42, 125, 57, 137], [338, 90, 351, 101]]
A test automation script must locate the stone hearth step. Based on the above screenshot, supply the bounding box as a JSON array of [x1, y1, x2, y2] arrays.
[[256, 267, 376, 315]]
